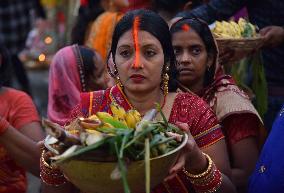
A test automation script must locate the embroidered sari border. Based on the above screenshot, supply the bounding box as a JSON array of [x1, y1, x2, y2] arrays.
[[193, 124, 221, 139]]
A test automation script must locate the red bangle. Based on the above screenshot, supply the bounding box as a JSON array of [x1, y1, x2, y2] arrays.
[[182, 153, 223, 193], [0, 117, 9, 135], [40, 150, 67, 186]]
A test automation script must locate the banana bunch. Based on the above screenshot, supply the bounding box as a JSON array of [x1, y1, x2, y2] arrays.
[[76, 103, 141, 146], [110, 102, 141, 129], [212, 18, 257, 38], [79, 103, 141, 131]]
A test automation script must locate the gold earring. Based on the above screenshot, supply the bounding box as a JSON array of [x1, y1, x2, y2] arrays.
[[115, 76, 123, 88], [163, 65, 170, 96]]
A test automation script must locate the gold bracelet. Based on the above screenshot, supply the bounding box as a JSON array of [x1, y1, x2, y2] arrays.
[[41, 150, 53, 169], [190, 167, 216, 186], [183, 153, 213, 179]]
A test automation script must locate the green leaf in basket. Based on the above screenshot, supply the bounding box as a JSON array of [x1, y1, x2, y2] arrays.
[[124, 124, 157, 149], [155, 103, 168, 128], [96, 127, 132, 134], [115, 142, 130, 193], [136, 136, 175, 158], [145, 138, 150, 193], [119, 131, 132, 159]]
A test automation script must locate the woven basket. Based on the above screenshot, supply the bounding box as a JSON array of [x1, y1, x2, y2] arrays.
[[216, 36, 264, 63], [58, 134, 188, 193]]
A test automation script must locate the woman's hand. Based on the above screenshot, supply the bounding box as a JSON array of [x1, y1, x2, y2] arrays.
[[260, 26, 284, 47], [165, 123, 207, 181]]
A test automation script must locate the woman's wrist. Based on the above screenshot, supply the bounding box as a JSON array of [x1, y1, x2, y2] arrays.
[[184, 149, 208, 175], [40, 150, 67, 186], [0, 117, 9, 135], [183, 153, 223, 193]]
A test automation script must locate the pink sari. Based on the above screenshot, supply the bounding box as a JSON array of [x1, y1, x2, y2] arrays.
[[69, 85, 224, 193], [48, 45, 86, 126]]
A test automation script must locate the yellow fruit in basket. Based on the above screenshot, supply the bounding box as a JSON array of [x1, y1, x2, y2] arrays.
[[97, 112, 128, 129], [221, 21, 230, 31], [124, 109, 141, 128], [113, 115, 128, 127], [213, 21, 223, 34], [221, 21, 236, 38], [125, 112, 137, 128], [85, 129, 102, 134], [96, 112, 113, 119], [88, 115, 99, 121], [238, 18, 247, 33], [213, 18, 258, 39], [110, 102, 127, 120], [99, 122, 115, 129], [230, 21, 242, 38], [218, 33, 232, 38], [131, 110, 142, 123]]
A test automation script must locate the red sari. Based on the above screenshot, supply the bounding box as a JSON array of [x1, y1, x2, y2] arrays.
[[71, 85, 224, 193], [201, 72, 266, 147], [179, 68, 266, 148]]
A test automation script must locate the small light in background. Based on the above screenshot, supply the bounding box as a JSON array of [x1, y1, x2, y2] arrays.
[[38, 54, 46, 62], [44, 36, 53, 44]]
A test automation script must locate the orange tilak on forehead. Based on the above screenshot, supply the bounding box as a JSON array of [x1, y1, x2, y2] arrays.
[[132, 16, 141, 69], [181, 24, 190, 32]]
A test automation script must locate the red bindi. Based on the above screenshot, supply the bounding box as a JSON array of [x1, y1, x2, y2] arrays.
[[181, 24, 190, 32]]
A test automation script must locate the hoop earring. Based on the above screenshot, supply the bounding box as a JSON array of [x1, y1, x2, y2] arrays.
[[162, 65, 170, 96]]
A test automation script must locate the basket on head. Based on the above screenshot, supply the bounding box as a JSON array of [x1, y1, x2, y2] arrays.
[[216, 36, 264, 63]]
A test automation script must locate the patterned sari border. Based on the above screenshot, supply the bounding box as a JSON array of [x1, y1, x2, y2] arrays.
[[193, 124, 221, 139]]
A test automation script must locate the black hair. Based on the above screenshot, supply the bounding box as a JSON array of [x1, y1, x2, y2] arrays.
[[110, 9, 178, 92], [0, 45, 12, 88], [170, 17, 217, 87], [79, 46, 96, 74], [71, 0, 104, 45], [77, 46, 97, 89]]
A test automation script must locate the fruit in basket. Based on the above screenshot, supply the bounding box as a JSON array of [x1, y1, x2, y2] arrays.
[[42, 103, 186, 193], [125, 110, 142, 128], [212, 18, 257, 38]]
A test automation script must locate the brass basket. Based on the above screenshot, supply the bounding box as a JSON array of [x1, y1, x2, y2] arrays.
[[58, 134, 188, 193]]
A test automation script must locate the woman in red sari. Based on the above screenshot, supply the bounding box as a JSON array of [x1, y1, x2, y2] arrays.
[[41, 10, 236, 193], [170, 17, 266, 193]]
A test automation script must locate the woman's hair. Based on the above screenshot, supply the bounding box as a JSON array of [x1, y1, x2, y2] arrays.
[[170, 17, 218, 87], [79, 46, 96, 75], [110, 9, 178, 92], [77, 46, 98, 89], [0, 45, 12, 88], [71, 0, 104, 45]]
